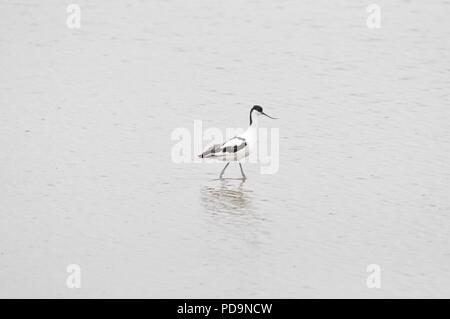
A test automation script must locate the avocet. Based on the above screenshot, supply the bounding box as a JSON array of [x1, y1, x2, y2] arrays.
[[199, 105, 277, 179]]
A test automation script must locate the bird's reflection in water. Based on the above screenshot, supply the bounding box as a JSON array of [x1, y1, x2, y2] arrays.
[[201, 179, 269, 231], [200, 180, 270, 270]]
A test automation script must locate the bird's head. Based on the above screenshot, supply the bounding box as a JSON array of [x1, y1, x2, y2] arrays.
[[250, 105, 277, 125]]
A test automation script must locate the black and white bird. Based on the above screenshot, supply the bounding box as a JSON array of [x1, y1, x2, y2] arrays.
[[199, 105, 277, 179]]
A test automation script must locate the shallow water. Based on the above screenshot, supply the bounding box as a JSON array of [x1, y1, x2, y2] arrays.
[[1, 0, 450, 298]]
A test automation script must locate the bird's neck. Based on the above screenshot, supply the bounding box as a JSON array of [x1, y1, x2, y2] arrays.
[[249, 111, 259, 127], [245, 115, 258, 138]]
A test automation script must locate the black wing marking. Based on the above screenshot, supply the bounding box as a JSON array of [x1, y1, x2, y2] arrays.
[[222, 136, 247, 154]]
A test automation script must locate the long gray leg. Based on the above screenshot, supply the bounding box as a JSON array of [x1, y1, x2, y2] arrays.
[[219, 162, 230, 179], [239, 163, 246, 180]]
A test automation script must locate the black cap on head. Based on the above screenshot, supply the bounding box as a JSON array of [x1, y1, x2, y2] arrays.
[[251, 105, 263, 113]]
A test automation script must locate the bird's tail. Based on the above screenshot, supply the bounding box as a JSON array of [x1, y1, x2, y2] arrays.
[[198, 144, 222, 159]]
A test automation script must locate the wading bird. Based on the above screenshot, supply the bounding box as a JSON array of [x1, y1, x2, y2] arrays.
[[198, 105, 277, 179]]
